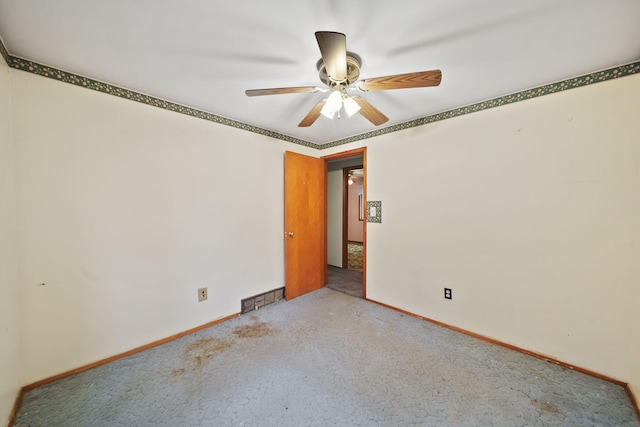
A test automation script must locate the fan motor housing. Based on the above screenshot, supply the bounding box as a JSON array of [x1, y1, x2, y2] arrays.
[[317, 53, 361, 86]]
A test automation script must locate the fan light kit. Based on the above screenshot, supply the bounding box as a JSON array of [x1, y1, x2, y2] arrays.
[[246, 31, 442, 127]]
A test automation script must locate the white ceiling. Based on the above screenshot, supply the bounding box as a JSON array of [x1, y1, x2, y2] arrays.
[[1, 0, 639, 146]]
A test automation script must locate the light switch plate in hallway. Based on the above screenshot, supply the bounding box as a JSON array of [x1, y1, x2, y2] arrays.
[[367, 201, 382, 223]]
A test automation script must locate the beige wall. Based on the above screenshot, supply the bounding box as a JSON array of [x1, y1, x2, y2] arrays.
[[347, 177, 364, 242], [0, 58, 22, 423], [634, 296, 640, 403], [3, 55, 639, 419], [327, 169, 343, 267], [633, 134, 640, 399], [324, 74, 640, 391], [11, 70, 316, 385]]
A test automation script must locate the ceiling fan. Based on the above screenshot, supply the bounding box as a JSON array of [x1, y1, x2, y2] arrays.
[[245, 31, 442, 127]]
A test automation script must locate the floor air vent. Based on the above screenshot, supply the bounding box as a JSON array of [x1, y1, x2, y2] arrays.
[[241, 287, 285, 314]]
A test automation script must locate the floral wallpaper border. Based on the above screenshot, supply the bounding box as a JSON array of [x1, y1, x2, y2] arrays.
[[0, 36, 9, 65], [323, 61, 640, 149], [5, 54, 321, 149], [2, 41, 638, 150]]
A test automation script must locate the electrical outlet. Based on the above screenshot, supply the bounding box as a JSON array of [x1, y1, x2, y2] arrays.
[[444, 288, 452, 300], [198, 287, 208, 302]]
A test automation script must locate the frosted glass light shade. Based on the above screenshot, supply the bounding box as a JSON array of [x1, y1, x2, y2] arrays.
[[320, 91, 343, 119], [343, 96, 361, 117]]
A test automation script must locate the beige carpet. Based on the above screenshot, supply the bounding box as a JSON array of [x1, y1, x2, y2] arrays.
[[13, 288, 639, 426]]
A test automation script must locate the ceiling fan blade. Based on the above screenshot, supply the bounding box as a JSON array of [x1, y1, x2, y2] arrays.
[[352, 96, 389, 126], [315, 31, 347, 82], [245, 86, 320, 97], [298, 99, 327, 127], [358, 70, 442, 91]]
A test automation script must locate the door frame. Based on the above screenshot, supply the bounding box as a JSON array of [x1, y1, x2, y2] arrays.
[[322, 147, 367, 298]]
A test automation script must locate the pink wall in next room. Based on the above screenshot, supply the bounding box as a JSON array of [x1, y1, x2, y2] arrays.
[[348, 176, 363, 242]]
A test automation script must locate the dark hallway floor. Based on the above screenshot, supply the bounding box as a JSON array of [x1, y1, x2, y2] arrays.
[[326, 265, 363, 298]]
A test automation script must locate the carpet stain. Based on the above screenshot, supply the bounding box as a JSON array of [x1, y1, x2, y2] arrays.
[[171, 368, 185, 377], [233, 321, 271, 338], [531, 398, 564, 418], [183, 337, 235, 369]]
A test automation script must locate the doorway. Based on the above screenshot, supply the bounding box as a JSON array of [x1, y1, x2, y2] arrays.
[[323, 148, 366, 299]]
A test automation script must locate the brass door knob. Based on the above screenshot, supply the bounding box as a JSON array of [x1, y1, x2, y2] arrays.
[[285, 231, 295, 238]]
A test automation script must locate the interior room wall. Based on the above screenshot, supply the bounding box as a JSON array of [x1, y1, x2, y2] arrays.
[[327, 169, 342, 267], [323, 74, 640, 389], [6, 50, 639, 414], [0, 53, 22, 425], [347, 176, 364, 242], [633, 299, 640, 402], [632, 149, 640, 400], [11, 70, 317, 385]]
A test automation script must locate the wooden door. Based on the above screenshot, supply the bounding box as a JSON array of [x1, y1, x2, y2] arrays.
[[284, 151, 326, 300]]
